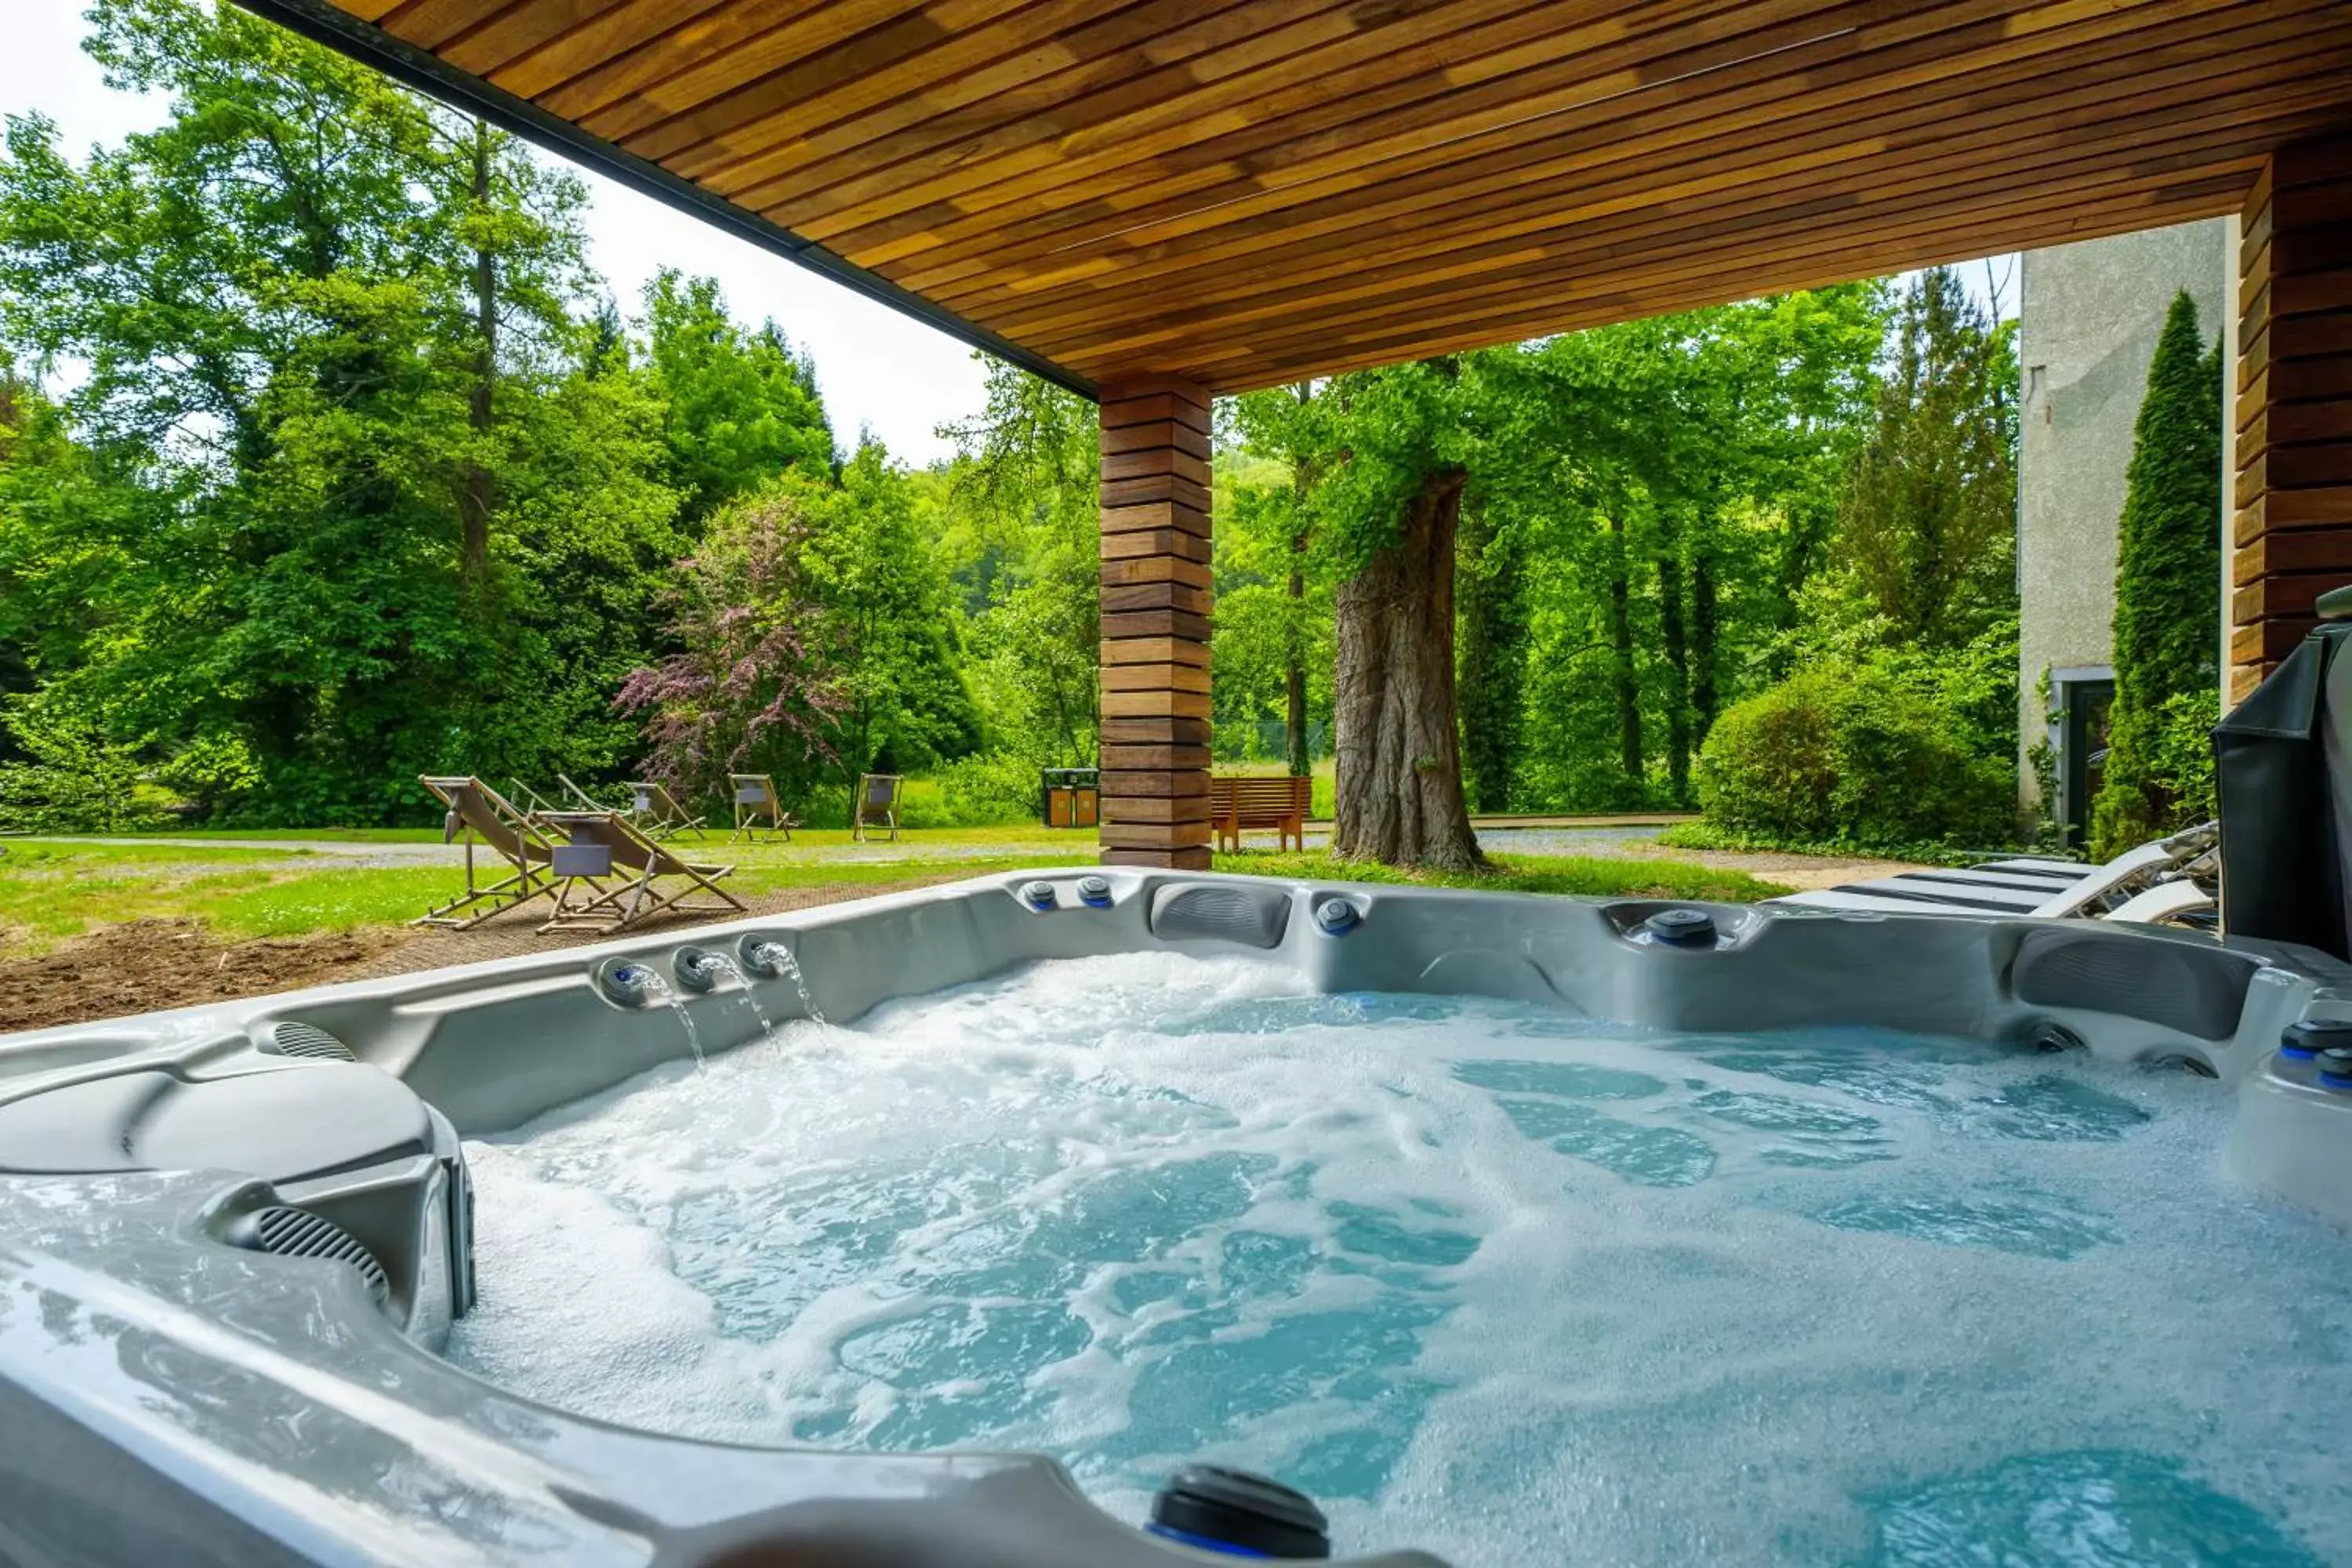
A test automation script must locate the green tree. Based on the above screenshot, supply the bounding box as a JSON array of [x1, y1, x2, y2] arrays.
[[0, 0, 678, 822], [639, 270, 834, 526], [1279, 359, 1483, 870], [1454, 495, 1526, 814], [936, 361, 1101, 769], [804, 440, 982, 801], [2090, 292, 2222, 856], [1838, 267, 2018, 649]]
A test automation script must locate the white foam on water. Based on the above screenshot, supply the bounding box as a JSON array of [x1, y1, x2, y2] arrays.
[[446, 953, 2352, 1567]]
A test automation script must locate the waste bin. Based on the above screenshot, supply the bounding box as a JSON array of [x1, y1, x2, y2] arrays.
[[1040, 768, 1101, 829]]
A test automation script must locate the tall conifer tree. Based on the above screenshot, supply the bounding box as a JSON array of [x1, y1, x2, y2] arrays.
[[2090, 291, 2222, 857]]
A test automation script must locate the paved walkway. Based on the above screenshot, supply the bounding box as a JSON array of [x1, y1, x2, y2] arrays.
[[13, 834, 464, 867]]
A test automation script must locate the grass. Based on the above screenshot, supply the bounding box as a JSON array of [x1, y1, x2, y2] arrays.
[[0, 824, 1793, 963], [1215, 849, 1792, 902], [1655, 821, 2017, 868], [0, 840, 307, 953], [205, 866, 494, 939], [728, 851, 1078, 896]]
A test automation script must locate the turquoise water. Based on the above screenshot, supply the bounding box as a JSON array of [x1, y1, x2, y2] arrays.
[[448, 953, 2352, 1566]]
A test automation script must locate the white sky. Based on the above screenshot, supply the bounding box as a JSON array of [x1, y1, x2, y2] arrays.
[[0, 0, 989, 464], [3, 1, 2016, 464]]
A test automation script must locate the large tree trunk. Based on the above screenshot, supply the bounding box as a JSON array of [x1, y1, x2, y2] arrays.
[[1334, 467, 1484, 871], [1604, 511, 1644, 800], [459, 121, 495, 604]]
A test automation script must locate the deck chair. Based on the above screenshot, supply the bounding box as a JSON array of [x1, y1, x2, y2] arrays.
[[851, 773, 904, 843], [557, 772, 615, 811], [507, 777, 561, 816], [531, 811, 745, 935], [626, 779, 706, 841], [728, 774, 797, 843], [1769, 822, 2218, 920], [415, 776, 572, 929]]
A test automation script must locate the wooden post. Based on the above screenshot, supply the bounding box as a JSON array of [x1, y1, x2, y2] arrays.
[[2230, 129, 2352, 704], [1098, 376, 1214, 869]]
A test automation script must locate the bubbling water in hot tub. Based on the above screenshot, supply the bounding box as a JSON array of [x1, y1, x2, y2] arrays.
[[447, 951, 2352, 1567]]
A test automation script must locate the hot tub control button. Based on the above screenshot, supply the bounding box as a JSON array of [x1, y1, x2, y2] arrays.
[[1076, 875, 1113, 908], [1019, 880, 1058, 911], [1645, 908, 1718, 947], [2318, 1047, 2352, 1092], [2281, 1020, 2352, 1062]]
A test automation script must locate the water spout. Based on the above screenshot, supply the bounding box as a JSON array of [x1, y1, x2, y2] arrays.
[[632, 965, 705, 1073], [742, 938, 823, 1026]]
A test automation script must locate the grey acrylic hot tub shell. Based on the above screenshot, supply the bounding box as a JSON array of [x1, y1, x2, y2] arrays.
[[3, 869, 2350, 1567]]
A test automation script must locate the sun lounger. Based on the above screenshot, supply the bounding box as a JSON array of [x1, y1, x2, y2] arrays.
[[1769, 822, 2217, 921], [557, 772, 613, 811], [530, 811, 744, 934], [416, 776, 572, 929], [626, 779, 706, 840], [507, 778, 561, 815], [728, 774, 796, 843], [851, 773, 903, 843], [2103, 878, 2217, 926]]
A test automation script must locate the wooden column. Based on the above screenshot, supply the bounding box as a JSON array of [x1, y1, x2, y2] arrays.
[[1098, 376, 1214, 869], [2230, 129, 2352, 704]]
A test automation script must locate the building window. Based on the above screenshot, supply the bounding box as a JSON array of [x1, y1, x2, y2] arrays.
[[2050, 667, 2114, 850]]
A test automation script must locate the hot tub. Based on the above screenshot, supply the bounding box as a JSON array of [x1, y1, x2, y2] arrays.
[[2, 870, 2350, 1566]]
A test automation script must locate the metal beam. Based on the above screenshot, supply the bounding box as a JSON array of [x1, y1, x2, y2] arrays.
[[223, 0, 1098, 401]]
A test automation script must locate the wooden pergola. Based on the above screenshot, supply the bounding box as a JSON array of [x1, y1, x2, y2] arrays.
[[241, 0, 2352, 866]]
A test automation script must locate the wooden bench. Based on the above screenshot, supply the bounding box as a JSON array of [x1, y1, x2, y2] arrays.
[[1209, 775, 1312, 854]]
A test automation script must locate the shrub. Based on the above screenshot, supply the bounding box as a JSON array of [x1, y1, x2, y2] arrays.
[[928, 752, 1044, 826], [2144, 688, 2219, 828], [0, 701, 167, 833], [1696, 659, 2015, 851]]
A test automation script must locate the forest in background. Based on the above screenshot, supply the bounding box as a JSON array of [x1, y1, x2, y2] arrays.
[[0, 0, 2041, 852]]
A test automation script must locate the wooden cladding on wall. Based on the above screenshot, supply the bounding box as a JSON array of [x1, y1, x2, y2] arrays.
[[2230, 130, 2352, 704], [1098, 377, 1214, 869]]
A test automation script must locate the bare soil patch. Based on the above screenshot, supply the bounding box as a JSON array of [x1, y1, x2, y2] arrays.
[[0, 919, 416, 1034], [1, 875, 989, 1033]]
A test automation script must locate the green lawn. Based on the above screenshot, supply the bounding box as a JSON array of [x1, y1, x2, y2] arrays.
[[0, 840, 305, 951], [0, 833, 1788, 959], [1216, 850, 1791, 903]]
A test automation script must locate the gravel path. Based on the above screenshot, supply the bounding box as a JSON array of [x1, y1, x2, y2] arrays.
[[14, 825, 1924, 891]]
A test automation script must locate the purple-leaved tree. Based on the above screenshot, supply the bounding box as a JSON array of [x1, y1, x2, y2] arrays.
[[614, 487, 844, 807]]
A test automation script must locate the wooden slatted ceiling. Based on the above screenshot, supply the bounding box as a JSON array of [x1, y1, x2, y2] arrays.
[[285, 0, 2352, 394]]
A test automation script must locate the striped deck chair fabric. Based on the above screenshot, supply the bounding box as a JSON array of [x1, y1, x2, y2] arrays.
[[728, 774, 796, 843], [532, 811, 744, 934], [416, 776, 571, 929], [851, 773, 903, 843], [627, 780, 706, 840], [1769, 823, 2217, 922]]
